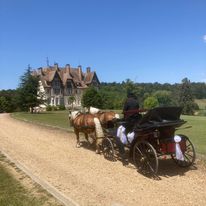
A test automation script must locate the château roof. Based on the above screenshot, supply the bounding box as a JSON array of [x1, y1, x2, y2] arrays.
[[32, 64, 100, 88]]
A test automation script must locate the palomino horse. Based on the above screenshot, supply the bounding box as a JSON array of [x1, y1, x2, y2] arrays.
[[89, 106, 120, 128], [69, 108, 120, 153], [69, 111, 104, 153], [95, 111, 120, 128]]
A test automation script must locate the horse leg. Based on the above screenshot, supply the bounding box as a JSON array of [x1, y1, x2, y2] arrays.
[[75, 129, 81, 148], [95, 137, 101, 154], [88, 133, 96, 145], [84, 133, 91, 144], [96, 144, 100, 154]]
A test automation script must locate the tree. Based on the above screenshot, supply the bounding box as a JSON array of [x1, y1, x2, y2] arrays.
[[82, 87, 103, 109], [99, 82, 126, 109], [123, 79, 142, 97], [143, 96, 159, 109], [17, 67, 43, 113], [179, 78, 196, 115], [153, 90, 173, 106], [0, 89, 19, 112], [0, 96, 9, 113], [122, 79, 144, 107]]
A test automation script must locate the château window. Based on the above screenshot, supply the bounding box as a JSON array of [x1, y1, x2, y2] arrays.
[[54, 78, 60, 87], [66, 81, 73, 95], [54, 88, 60, 95]]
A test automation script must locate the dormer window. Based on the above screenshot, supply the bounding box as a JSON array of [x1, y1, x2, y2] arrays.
[[54, 77, 60, 87], [66, 81, 73, 95]]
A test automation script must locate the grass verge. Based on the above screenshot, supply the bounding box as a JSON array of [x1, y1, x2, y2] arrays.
[[11, 111, 72, 131], [0, 152, 62, 206]]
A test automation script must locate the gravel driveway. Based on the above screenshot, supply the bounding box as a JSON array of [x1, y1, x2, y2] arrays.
[[0, 113, 206, 206]]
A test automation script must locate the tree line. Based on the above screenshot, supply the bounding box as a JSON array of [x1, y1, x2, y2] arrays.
[[83, 78, 203, 115], [0, 68, 205, 115]]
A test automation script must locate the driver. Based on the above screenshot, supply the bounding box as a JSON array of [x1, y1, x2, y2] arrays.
[[123, 91, 140, 120], [116, 91, 140, 165]]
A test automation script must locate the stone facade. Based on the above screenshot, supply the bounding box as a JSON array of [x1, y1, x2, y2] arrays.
[[32, 63, 100, 108]]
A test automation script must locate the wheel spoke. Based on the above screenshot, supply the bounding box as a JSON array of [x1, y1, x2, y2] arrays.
[[183, 153, 193, 162], [133, 141, 158, 174], [184, 152, 193, 158], [135, 145, 144, 156], [102, 138, 115, 161], [186, 144, 192, 149]]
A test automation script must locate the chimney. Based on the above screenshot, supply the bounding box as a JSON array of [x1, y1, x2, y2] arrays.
[[86, 67, 91, 73], [65, 64, 71, 73], [37, 67, 43, 75], [54, 63, 58, 70], [78, 65, 82, 81]]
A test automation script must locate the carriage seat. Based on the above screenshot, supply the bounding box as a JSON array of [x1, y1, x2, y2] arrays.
[[116, 119, 127, 127]]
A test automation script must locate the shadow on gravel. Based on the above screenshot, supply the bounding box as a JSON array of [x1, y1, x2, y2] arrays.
[[126, 158, 198, 180], [76, 141, 198, 180], [79, 141, 97, 152], [157, 159, 197, 178]]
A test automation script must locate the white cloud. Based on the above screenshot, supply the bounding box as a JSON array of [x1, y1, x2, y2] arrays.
[[203, 35, 206, 43]]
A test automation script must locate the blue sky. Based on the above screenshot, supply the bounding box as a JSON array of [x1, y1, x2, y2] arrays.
[[0, 0, 206, 89]]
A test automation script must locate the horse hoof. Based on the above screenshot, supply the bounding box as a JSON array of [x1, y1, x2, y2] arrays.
[[95, 150, 100, 154], [76, 144, 81, 148]]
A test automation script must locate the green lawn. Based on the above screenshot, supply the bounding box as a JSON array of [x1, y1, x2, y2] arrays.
[[195, 99, 206, 110], [0, 165, 45, 206], [180, 115, 206, 156], [11, 111, 72, 131], [11, 111, 206, 156], [0, 154, 62, 206]]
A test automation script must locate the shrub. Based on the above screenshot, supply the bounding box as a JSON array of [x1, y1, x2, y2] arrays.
[[58, 105, 66, 110], [46, 105, 52, 111], [143, 96, 159, 109], [52, 106, 58, 111]]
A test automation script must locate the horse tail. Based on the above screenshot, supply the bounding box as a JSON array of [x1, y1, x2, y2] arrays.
[[94, 117, 104, 153], [94, 117, 104, 138]]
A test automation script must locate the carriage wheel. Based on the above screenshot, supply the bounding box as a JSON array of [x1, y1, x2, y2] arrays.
[[133, 141, 158, 175], [171, 135, 196, 167], [102, 138, 115, 161]]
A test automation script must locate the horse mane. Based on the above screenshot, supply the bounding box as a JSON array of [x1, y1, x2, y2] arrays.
[[71, 111, 81, 119], [89, 106, 100, 114]]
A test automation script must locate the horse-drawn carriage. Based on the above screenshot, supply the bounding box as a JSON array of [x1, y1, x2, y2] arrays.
[[102, 106, 196, 175]]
